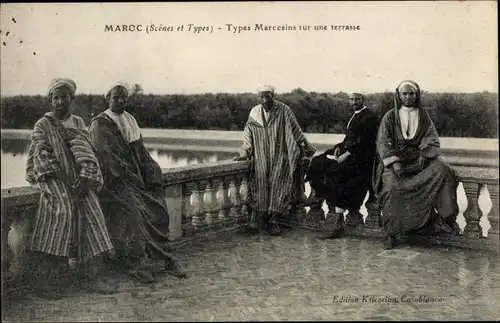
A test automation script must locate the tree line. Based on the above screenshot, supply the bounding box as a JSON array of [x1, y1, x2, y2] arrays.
[[1, 88, 498, 138]]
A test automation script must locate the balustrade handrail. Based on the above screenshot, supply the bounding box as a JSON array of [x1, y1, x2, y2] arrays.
[[0, 160, 250, 211], [161, 159, 249, 186], [1, 159, 498, 206]]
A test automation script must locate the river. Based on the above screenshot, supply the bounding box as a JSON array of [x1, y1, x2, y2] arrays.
[[1, 138, 492, 236]]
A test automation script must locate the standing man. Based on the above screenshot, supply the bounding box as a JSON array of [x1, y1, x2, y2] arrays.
[[234, 85, 316, 235], [306, 92, 379, 239]]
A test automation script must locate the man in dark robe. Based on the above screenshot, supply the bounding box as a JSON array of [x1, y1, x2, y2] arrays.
[[306, 93, 379, 239], [373, 80, 459, 249], [88, 82, 185, 283]]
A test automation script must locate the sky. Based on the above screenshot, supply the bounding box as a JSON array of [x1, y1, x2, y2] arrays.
[[0, 1, 498, 96]]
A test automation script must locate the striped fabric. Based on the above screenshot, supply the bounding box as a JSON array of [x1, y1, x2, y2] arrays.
[[238, 101, 316, 214], [25, 113, 113, 261]]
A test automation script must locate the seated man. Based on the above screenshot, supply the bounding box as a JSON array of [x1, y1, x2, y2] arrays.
[[373, 80, 460, 249], [306, 92, 379, 239], [88, 82, 186, 283], [25, 78, 116, 298]]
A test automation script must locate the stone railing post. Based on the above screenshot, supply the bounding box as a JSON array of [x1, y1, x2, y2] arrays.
[[292, 167, 309, 225], [364, 190, 382, 229], [229, 176, 242, 219], [487, 184, 499, 240], [306, 188, 325, 229], [190, 182, 204, 227], [203, 179, 217, 226], [216, 178, 230, 221], [325, 200, 339, 221], [165, 184, 184, 241], [239, 174, 250, 220], [1, 212, 15, 280], [463, 182, 483, 239], [293, 201, 308, 227]]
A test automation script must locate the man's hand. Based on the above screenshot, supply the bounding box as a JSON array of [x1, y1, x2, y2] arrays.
[[46, 170, 72, 187], [300, 157, 310, 167], [233, 156, 248, 161], [337, 152, 350, 163], [72, 177, 92, 196], [334, 147, 341, 158], [392, 162, 403, 179], [419, 156, 429, 170]]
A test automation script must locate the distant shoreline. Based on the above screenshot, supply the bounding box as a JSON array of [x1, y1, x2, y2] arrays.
[[2, 128, 498, 169]]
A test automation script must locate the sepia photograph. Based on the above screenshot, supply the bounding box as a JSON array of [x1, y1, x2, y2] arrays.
[[1, 1, 498, 321]]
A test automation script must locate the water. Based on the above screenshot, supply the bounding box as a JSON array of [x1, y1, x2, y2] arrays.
[[1, 138, 492, 236]]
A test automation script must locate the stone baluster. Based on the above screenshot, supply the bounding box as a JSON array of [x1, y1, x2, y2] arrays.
[[487, 184, 499, 240], [239, 174, 250, 219], [293, 196, 309, 227], [229, 176, 242, 219], [165, 183, 184, 241], [307, 188, 325, 229], [216, 178, 230, 221], [325, 200, 339, 220], [190, 182, 204, 227], [292, 167, 309, 226], [203, 179, 217, 225], [1, 211, 15, 280], [364, 190, 382, 229], [181, 183, 190, 226], [463, 182, 483, 239]]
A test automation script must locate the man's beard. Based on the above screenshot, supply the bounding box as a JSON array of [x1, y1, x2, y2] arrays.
[[263, 102, 273, 110], [112, 106, 125, 113]]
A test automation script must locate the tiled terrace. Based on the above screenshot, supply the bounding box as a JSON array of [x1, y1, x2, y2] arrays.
[[2, 228, 499, 322]]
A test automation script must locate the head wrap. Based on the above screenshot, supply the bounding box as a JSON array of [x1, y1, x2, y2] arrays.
[[47, 78, 77, 98], [397, 80, 420, 93], [105, 82, 130, 100], [395, 80, 421, 109], [257, 85, 276, 95], [349, 92, 365, 100]]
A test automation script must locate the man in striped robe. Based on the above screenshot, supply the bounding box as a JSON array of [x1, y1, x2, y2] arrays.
[[235, 85, 316, 235], [25, 78, 116, 298]]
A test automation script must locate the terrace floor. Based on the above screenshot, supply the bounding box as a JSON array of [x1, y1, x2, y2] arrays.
[[2, 228, 499, 322]]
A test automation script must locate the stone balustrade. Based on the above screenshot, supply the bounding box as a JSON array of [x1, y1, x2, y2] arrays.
[[162, 160, 251, 242], [1, 155, 498, 283], [1, 160, 252, 281], [294, 164, 499, 253]]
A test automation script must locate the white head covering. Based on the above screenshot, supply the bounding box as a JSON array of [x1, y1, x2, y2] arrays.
[[47, 78, 77, 98], [105, 82, 130, 100], [349, 92, 366, 99], [398, 80, 419, 93], [257, 84, 276, 95]]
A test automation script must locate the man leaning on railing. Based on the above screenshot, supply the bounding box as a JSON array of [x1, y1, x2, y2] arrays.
[[234, 85, 316, 236]]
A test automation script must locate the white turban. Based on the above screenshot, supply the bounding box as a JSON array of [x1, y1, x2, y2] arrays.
[[349, 92, 366, 99], [105, 82, 130, 100], [397, 80, 420, 93], [257, 85, 276, 95], [47, 78, 77, 98]]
